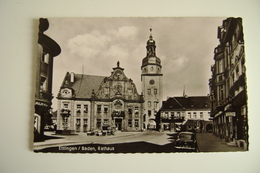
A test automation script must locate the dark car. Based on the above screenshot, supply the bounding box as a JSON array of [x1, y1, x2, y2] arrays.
[[174, 132, 198, 152]]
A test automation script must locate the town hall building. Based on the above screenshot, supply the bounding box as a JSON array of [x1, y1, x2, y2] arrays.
[[56, 62, 144, 133], [55, 30, 163, 133]]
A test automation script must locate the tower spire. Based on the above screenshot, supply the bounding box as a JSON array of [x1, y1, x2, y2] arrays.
[[149, 27, 153, 39]]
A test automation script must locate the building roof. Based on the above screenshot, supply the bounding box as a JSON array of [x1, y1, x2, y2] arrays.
[[38, 19, 61, 57], [60, 72, 106, 99], [160, 96, 210, 111]]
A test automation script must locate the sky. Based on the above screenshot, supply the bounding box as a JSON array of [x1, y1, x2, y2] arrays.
[[45, 17, 226, 111]]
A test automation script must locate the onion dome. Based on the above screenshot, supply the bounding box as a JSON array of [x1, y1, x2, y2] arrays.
[[141, 28, 161, 68]]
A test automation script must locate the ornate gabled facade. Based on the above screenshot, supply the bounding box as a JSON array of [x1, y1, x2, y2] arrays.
[[141, 29, 163, 129], [56, 62, 144, 134]]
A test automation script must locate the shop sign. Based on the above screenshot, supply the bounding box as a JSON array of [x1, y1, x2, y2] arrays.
[[226, 112, 236, 117], [35, 101, 49, 107]]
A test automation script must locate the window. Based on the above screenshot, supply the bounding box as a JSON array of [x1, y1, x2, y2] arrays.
[[154, 89, 157, 95], [76, 119, 81, 126], [42, 52, 49, 63], [104, 105, 108, 113], [188, 112, 191, 118], [148, 110, 151, 116], [84, 105, 88, 113], [104, 119, 108, 125], [165, 112, 168, 119], [232, 73, 235, 82], [236, 66, 240, 76], [135, 106, 139, 114], [148, 101, 151, 107], [177, 112, 180, 117], [154, 101, 158, 108], [96, 119, 101, 128], [148, 89, 151, 95], [83, 119, 88, 125], [200, 112, 203, 119], [218, 59, 223, 73], [128, 119, 132, 127], [241, 105, 246, 116], [128, 107, 132, 114], [97, 105, 101, 113], [218, 75, 223, 81], [193, 112, 197, 118], [76, 104, 81, 114], [40, 77, 46, 91], [135, 119, 139, 127], [63, 103, 68, 109], [219, 85, 224, 101], [63, 90, 70, 95], [171, 112, 174, 118]]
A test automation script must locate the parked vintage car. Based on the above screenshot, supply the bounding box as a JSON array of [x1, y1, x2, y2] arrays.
[[174, 132, 198, 152]]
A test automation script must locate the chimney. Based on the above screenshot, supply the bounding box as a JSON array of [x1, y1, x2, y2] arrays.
[[70, 72, 75, 83]]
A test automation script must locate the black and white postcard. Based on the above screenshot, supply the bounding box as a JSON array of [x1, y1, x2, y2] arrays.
[[33, 17, 248, 153]]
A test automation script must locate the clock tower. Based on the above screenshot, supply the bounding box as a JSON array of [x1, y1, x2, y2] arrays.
[[141, 29, 163, 130]]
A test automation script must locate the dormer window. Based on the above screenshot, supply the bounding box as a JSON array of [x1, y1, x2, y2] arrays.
[[61, 88, 72, 98], [63, 90, 70, 94]]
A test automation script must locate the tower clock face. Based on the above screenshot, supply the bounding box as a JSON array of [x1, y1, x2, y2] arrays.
[[149, 79, 155, 85]]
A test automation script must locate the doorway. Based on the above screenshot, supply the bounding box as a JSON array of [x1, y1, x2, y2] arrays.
[[115, 118, 122, 130]]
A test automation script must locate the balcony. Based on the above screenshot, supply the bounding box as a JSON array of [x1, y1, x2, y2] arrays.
[[112, 110, 125, 119]]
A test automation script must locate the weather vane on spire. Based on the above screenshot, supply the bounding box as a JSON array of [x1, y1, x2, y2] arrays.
[[149, 27, 153, 40]]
